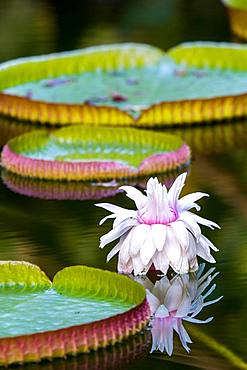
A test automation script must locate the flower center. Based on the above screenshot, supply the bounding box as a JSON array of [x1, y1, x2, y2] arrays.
[[138, 207, 177, 225]]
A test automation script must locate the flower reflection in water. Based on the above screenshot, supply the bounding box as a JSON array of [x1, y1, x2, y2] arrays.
[[135, 264, 223, 356]]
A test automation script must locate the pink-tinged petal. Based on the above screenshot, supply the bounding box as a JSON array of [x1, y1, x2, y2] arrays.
[[150, 317, 161, 353], [145, 178, 170, 222], [178, 192, 209, 212], [164, 227, 183, 273], [151, 317, 174, 355], [189, 213, 220, 230], [178, 211, 201, 242], [162, 319, 174, 356], [99, 218, 138, 248], [152, 251, 169, 275], [129, 224, 150, 257], [119, 185, 146, 208], [155, 304, 170, 318], [167, 172, 187, 209], [151, 224, 167, 252], [140, 232, 156, 266], [170, 221, 189, 251], [146, 290, 162, 315]]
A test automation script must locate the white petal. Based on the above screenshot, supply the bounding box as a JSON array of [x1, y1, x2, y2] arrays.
[[117, 257, 133, 274], [152, 251, 169, 275], [113, 210, 137, 227], [151, 224, 167, 252], [95, 202, 131, 215], [164, 277, 184, 311], [99, 214, 116, 225], [196, 240, 216, 263], [155, 304, 170, 318], [179, 211, 201, 242], [99, 218, 138, 248], [200, 234, 219, 252], [106, 240, 122, 262], [119, 185, 146, 208], [175, 322, 192, 352], [184, 316, 213, 324], [164, 227, 184, 273], [152, 276, 171, 303], [163, 319, 174, 356], [190, 213, 220, 230], [118, 231, 135, 264], [175, 294, 192, 317], [168, 172, 187, 209], [129, 224, 150, 257], [146, 290, 162, 315], [178, 192, 209, 212], [170, 221, 189, 251], [140, 232, 156, 266], [132, 255, 149, 275]]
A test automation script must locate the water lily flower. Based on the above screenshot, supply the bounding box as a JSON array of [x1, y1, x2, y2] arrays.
[[136, 264, 223, 355], [96, 173, 220, 275]]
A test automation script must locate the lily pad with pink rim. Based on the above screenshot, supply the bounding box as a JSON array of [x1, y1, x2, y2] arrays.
[[2, 42, 247, 126], [0, 261, 149, 366], [1, 126, 190, 181]]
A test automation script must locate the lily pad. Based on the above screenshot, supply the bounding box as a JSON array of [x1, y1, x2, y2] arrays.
[[1, 42, 247, 126], [222, 0, 247, 40], [0, 261, 149, 366], [1, 126, 190, 181]]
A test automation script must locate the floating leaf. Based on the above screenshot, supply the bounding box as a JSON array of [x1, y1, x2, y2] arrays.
[[0, 261, 149, 366], [222, 0, 247, 40], [1, 42, 247, 126], [1, 126, 190, 181]]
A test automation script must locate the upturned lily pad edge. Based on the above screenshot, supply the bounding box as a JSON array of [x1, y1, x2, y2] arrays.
[[0, 261, 150, 366], [1, 42, 247, 126], [1, 126, 191, 181]]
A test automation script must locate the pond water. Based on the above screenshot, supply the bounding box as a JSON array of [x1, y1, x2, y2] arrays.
[[0, 1, 246, 369]]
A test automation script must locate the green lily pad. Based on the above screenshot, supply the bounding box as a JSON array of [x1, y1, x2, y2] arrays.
[[1, 126, 190, 181], [0, 261, 149, 366], [1, 42, 247, 125], [222, 0, 247, 40], [222, 0, 247, 10]]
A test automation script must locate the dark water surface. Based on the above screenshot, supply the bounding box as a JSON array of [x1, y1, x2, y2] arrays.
[[0, 1, 246, 369]]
